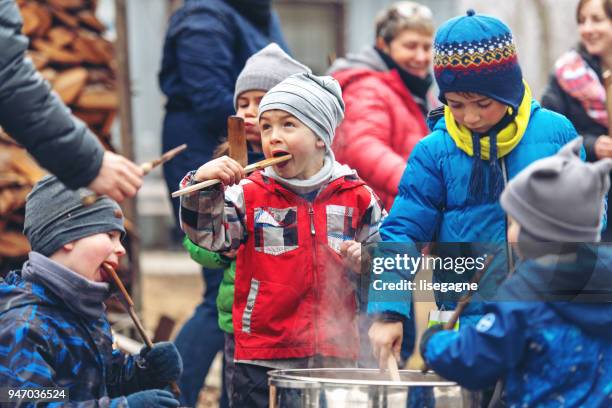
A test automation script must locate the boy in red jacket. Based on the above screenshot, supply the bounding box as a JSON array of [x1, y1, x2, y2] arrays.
[[179, 72, 385, 407]]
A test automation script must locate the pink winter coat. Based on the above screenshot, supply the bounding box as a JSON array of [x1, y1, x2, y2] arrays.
[[332, 68, 429, 210]]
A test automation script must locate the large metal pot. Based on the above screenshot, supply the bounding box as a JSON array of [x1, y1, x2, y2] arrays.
[[268, 368, 478, 408]]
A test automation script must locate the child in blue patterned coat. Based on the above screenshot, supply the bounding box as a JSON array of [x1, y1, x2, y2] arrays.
[[0, 176, 182, 408], [420, 138, 612, 406]]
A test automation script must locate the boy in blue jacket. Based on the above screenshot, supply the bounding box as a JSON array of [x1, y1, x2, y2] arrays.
[[367, 10, 585, 366], [420, 137, 612, 407], [0, 176, 182, 407]]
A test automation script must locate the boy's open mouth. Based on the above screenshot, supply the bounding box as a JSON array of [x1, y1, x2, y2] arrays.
[[272, 151, 291, 168]]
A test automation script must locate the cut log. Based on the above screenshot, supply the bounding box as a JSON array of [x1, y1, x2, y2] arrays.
[[50, 6, 79, 28], [32, 3, 52, 37], [33, 39, 81, 65], [73, 35, 105, 65], [20, 4, 40, 36], [78, 11, 106, 33], [40, 67, 58, 83], [49, 0, 85, 10], [100, 110, 117, 136], [52, 67, 88, 104], [76, 86, 118, 110], [73, 109, 107, 127], [27, 50, 49, 70], [0, 231, 31, 258], [48, 26, 75, 48]]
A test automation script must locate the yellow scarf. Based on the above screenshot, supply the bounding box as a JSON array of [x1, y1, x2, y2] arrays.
[[445, 81, 532, 159]]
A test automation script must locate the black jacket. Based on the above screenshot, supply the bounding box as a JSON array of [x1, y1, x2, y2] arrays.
[[0, 0, 104, 189]]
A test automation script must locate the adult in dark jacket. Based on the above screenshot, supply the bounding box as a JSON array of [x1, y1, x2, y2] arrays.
[[0, 0, 142, 201], [541, 0, 612, 240], [158, 1, 288, 406]]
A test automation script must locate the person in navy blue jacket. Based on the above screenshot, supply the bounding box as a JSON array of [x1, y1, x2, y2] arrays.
[[420, 137, 612, 407], [158, 1, 288, 406], [0, 176, 182, 407], [367, 10, 585, 369]]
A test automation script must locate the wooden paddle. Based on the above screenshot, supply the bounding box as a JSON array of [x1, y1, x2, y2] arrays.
[[228, 116, 248, 167]]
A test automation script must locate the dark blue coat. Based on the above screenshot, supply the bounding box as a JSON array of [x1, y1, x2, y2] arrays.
[[423, 245, 612, 407], [0, 272, 138, 407], [159, 0, 288, 224]]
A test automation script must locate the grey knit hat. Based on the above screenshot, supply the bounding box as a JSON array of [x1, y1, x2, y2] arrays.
[[24, 176, 125, 256], [501, 137, 612, 242], [233, 43, 311, 109], [258, 72, 345, 155]]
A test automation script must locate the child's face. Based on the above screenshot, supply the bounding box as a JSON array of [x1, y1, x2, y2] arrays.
[[378, 29, 433, 78], [58, 231, 126, 283], [445, 92, 508, 134], [260, 109, 326, 180], [236, 90, 266, 152], [507, 216, 523, 258], [578, 0, 612, 57]]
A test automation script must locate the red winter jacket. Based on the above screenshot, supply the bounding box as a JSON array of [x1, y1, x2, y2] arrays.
[[232, 172, 384, 360], [332, 68, 429, 210]]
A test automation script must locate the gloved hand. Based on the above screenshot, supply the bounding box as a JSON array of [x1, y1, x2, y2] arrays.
[[126, 389, 180, 408], [419, 324, 444, 362], [137, 342, 182, 389]]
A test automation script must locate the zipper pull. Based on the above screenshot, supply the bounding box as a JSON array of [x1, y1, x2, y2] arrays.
[[308, 206, 315, 235]]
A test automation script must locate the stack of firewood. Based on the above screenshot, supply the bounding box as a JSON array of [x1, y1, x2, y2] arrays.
[[18, 0, 118, 147], [0, 0, 120, 275]]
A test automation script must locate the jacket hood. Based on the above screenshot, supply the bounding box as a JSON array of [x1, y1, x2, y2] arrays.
[[0, 271, 54, 316], [327, 46, 387, 76], [506, 244, 612, 341]]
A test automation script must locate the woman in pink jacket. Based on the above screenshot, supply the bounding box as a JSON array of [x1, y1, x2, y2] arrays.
[[329, 1, 435, 210]]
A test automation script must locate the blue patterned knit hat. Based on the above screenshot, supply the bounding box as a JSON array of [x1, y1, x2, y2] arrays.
[[434, 9, 524, 110]]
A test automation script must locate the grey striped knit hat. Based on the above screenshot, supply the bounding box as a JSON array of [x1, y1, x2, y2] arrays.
[[258, 72, 345, 154]]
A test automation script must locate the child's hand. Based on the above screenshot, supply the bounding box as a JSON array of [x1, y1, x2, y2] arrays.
[[340, 240, 362, 273], [369, 321, 403, 369], [194, 156, 246, 186]]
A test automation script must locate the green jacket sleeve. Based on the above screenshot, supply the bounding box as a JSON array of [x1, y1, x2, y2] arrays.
[[182, 236, 230, 269]]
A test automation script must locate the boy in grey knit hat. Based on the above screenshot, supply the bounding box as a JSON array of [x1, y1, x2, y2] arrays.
[[180, 72, 386, 407], [0, 176, 182, 408], [181, 43, 311, 406], [418, 138, 612, 406]]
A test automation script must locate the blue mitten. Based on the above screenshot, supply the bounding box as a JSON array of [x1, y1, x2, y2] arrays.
[[137, 342, 183, 389], [126, 389, 179, 408], [419, 324, 444, 361]]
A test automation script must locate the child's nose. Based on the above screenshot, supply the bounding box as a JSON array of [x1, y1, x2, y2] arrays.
[[116, 242, 127, 257]]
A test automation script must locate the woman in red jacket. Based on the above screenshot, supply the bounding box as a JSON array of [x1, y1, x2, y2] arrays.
[[329, 1, 435, 210]]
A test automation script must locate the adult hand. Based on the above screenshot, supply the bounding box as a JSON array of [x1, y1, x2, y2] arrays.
[[138, 342, 183, 388], [88, 151, 143, 202], [368, 320, 403, 369], [125, 389, 180, 408], [594, 135, 612, 159], [194, 156, 245, 186], [340, 240, 362, 273]]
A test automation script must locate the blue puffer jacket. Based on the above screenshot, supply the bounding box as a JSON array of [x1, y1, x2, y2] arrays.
[[159, 0, 288, 223], [423, 245, 612, 407], [368, 100, 581, 318], [0, 272, 138, 407]]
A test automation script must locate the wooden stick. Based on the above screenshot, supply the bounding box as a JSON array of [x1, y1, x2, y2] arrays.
[[81, 144, 188, 206], [140, 143, 187, 175], [171, 154, 292, 198], [228, 116, 248, 167], [387, 353, 401, 382], [102, 263, 181, 398]]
